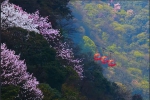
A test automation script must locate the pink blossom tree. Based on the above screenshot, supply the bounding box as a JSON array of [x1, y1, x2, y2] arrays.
[[1, 0, 84, 78], [1, 0, 39, 32], [54, 42, 84, 78], [1, 43, 43, 99], [114, 3, 121, 12], [1, 0, 60, 44]]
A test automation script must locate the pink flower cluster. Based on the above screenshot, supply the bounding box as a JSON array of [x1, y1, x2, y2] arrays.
[[55, 42, 84, 78], [1, 0, 84, 78], [1, 0, 39, 33], [1, 43, 43, 99], [1, 0, 60, 42], [72, 60, 84, 78], [29, 11, 61, 44], [114, 3, 121, 11]]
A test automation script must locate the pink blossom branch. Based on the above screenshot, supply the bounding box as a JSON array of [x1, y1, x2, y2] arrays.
[[1, 43, 43, 99], [1, 0, 84, 78], [55, 42, 84, 78]]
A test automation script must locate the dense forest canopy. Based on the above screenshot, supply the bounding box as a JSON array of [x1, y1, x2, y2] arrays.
[[1, 0, 149, 100], [69, 1, 149, 100]]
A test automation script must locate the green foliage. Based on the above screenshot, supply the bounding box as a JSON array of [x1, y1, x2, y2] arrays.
[[135, 32, 148, 45], [70, 1, 149, 99], [82, 36, 96, 54], [111, 22, 125, 34], [1, 85, 20, 100], [127, 68, 142, 76], [133, 51, 144, 58], [117, 9, 127, 21], [34, 63, 68, 91], [38, 83, 61, 100], [84, 3, 93, 10], [115, 82, 131, 98], [136, 32, 147, 39], [139, 80, 149, 89], [123, 24, 135, 33], [84, 3, 98, 18], [60, 66, 87, 100], [102, 32, 108, 41], [60, 84, 87, 100], [84, 3, 113, 20], [107, 44, 117, 52], [97, 4, 103, 9], [1, 27, 56, 66], [130, 8, 149, 32]]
